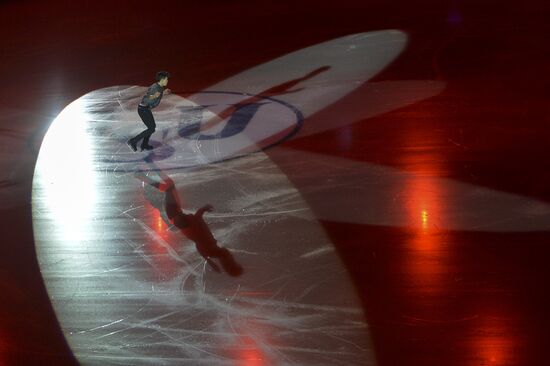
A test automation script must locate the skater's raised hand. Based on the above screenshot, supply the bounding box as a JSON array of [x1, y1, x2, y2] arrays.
[[196, 204, 214, 217], [164, 88, 171, 95]]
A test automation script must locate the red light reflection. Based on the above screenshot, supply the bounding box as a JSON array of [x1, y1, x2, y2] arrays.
[[225, 317, 275, 366], [403, 174, 446, 292], [142, 203, 179, 280], [468, 314, 518, 366], [237, 335, 265, 366]]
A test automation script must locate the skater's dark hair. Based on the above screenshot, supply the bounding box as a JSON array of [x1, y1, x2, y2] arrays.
[[156, 71, 170, 82]]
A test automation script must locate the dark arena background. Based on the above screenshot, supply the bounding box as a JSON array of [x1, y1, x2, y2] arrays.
[[1, 1, 548, 365]]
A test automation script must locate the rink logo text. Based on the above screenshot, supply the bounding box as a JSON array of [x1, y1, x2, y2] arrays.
[[178, 91, 303, 142]]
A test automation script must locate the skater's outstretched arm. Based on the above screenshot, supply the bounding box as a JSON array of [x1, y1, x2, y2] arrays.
[[196, 204, 213, 218]]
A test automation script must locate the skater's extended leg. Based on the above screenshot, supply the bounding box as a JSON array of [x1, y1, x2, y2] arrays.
[[128, 106, 156, 151], [138, 107, 156, 150]]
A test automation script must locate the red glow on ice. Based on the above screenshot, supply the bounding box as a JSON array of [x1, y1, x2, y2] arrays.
[[403, 172, 447, 293], [468, 314, 518, 366], [238, 336, 265, 366]]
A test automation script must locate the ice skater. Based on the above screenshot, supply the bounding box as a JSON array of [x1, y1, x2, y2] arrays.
[[127, 71, 171, 151]]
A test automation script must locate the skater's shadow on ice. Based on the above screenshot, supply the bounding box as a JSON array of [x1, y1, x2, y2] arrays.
[[134, 162, 243, 277]]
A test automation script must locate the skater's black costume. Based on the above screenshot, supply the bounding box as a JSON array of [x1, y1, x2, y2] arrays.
[[128, 84, 164, 151]]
